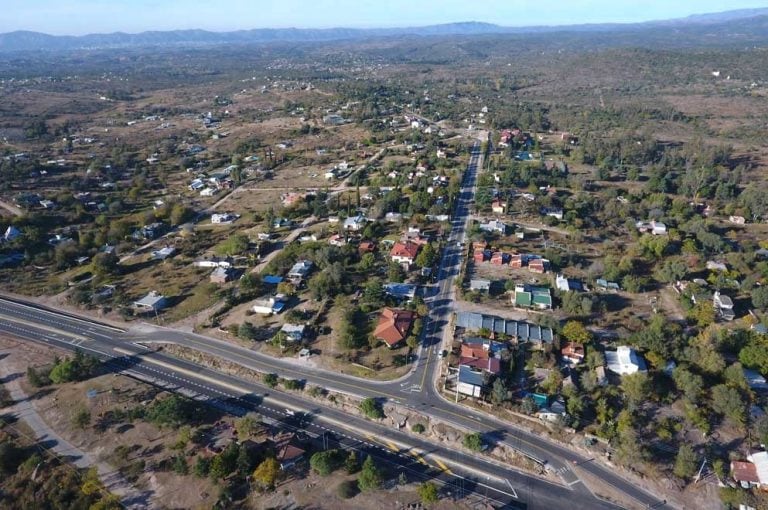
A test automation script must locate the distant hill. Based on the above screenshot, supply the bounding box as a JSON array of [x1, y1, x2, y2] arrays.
[[1, 8, 768, 53]]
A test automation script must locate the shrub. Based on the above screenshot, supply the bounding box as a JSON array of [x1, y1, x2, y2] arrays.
[[411, 423, 426, 434], [462, 432, 484, 452], [337, 479, 359, 499]]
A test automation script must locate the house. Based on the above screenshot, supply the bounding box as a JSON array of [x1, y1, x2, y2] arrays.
[[390, 240, 421, 266], [271, 432, 305, 470], [596, 278, 620, 292], [491, 199, 506, 214], [358, 240, 376, 254], [513, 284, 552, 310], [373, 308, 416, 348], [39, 199, 55, 209], [636, 220, 667, 235], [537, 398, 567, 422], [509, 254, 523, 268], [490, 252, 510, 265], [729, 215, 746, 225], [731, 460, 760, 488], [455, 312, 554, 345], [470, 279, 491, 292], [384, 282, 417, 301], [473, 248, 491, 263], [707, 260, 728, 272], [211, 213, 239, 224], [556, 274, 584, 292], [150, 246, 175, 261], [194, 257, 232, 269], [48, 234, 73, 246], [605, 346, 647, 375], [287, 260, 313, 282], [714, 291, 735, 321], [280, 323, 307, 342], [343, 214, 367, 232], [732, 452, 768, 489], [541, 208, 564, 220], [251, 296, 287, 315], [528, 258, 549, 274], [328, 234, 346, 247], [457, 364, 485, 398], [210, 266, 236, 284], [385, 212, 403, 223], [479, 219, 509, 235], [200, 187, 218, 197], [561, 342, 585, 364], [133, 291, 168, 313], [2, 226, 21, 243], [135, 222, 165, 240]]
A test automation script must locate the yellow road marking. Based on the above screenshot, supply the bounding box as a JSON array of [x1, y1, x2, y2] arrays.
[[386, 440, 399, 452], [433, 457, 454, 475], [0, 313, 88, 342]]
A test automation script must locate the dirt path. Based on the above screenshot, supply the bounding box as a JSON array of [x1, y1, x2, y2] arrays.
[[0, 199, 23, 217], [0, 350, 156, 510]]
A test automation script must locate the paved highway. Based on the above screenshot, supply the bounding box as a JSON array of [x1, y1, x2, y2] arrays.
[[0, 139, 670, 509], [0, 309, 619, 510]]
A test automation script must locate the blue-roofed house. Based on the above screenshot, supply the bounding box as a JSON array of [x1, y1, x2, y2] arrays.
[[455, 312, 553, 345], [457, 365, 485, 398]]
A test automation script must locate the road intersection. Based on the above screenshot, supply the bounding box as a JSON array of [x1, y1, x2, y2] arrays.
[[0, 138, 670, 509]]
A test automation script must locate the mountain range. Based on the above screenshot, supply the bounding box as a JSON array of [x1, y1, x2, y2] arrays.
[[1, 7, 768, 53]]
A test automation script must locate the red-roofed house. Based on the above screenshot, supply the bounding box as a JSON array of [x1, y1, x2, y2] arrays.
[[731, 460, 760, 488], [374, 308, 417, 347], [529, 258, 548, 274], [390, 241, 421, 266], [459, 356, 501, 374], [561, 342, 585, 364], [358, 240, 376, 254]]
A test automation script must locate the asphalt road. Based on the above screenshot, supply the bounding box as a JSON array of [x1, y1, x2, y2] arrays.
[[0, 140, 670, 509], [0, 312, 620, 510]]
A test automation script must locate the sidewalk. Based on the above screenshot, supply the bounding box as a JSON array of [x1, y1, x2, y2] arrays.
[[0, 352, 155, 509]]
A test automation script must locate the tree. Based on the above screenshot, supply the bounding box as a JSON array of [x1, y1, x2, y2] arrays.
[[172, 455, 189, 475], [752, 286, 768, 311], [411, 423, 426, 433], [673, 367, 703, 404], [406, 335, 419, 350], [237, 322, 258, 341], [253, 457, 280, 488], [310, 449, 343, 476], [360, 398, 384, 419], [72, 407, 91, 429], [194, 456, 211, 478], [169, 203, 194, 226], [711, 384, 746, 425], [740, 338, 768, 375], [418, 482, 439, 504], [26, 366, 46, 387], [673, 443, 698, 479], [690, 301, 716, 328], [215, 234, 250, 256], [462, 432, 484, 451], [234, 413, 261, 439], [521, 396, 537, 415], [92, 252, 119, 278], [621, 372, 650, 412], [345, 450, 360, 474], [562, 320, 591, 344], [491, 378, 507, 405], [357, 455, 383, 491], [415, 243, 437, 268], [263, 373, 278, 388]]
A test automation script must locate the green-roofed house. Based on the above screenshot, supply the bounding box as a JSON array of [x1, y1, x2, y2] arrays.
[[513, 284, 552, 310]]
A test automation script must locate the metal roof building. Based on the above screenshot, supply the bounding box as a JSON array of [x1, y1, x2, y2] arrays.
[[455, 312, 553, 344]]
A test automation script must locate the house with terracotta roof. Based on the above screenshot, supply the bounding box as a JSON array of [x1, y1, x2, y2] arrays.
[[271, 432, 305, 470], [390, 240, 421, 266], [358, 240, 376, 254], [561, 342, 585, 364], [374, 308, 416, 347]]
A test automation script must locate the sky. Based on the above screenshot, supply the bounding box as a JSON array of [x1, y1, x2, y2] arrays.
[[4, 0, 768, 35]]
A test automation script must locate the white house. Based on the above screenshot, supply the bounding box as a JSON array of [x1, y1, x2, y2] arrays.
[[252, 296, 287, 315], [133, 291, 167, 312], [211, 213, 239, 224], [343, 214, 367, 232], [151, 246, 176, 260], [280, 323, 307, 342], [287, 260, 313, 281], [605, 346, 647, 375]]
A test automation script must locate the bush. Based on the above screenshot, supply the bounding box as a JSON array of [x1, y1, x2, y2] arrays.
[[360, 398, 384, 419], [72, 407, 91, 429], [283, 379, 302, 391], [337, 479, 359, 499], [411, 423, 426, 434], [263, 373, 278, 388], [462, 432, 484, 452], [418, 482, 439, 503], [310, 449, 344, 475]]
